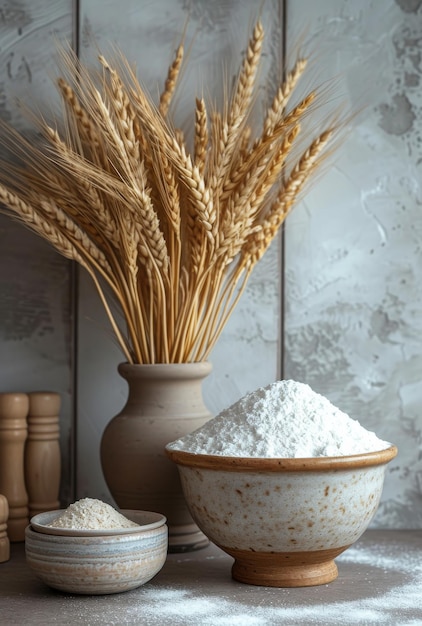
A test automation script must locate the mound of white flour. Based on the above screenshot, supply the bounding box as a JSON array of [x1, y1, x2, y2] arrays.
[[167, 380, 390, 458], [47, 498, 139, 530]]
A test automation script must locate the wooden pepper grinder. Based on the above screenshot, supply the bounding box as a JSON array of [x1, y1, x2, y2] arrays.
[[0, 494, 10, 562], [25, 392, 61, 518], [0, 393, 30, 542]]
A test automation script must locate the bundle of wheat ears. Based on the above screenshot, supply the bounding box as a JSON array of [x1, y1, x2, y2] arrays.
[[0, 20, 342, 364]]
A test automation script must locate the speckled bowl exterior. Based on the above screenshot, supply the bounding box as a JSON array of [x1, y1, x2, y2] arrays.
[[25, 511, 168, 595], [165, 445, 397, 587]]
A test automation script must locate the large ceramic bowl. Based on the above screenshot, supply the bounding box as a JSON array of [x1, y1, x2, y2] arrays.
[[25, 510, 167, 595], [166, 445, 397, 587]]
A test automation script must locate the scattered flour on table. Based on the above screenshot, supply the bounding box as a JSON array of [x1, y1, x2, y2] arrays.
[[7, 538, 422, 625], [113, 541, 422, 626], [167, 379, 390, 457], [47, 498, 139, 529]]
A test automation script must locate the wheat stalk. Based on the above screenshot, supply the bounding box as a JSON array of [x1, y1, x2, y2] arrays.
[[241, 129, 335, 268], [194, 97, 208, 175], [210, 21, 265, 200], [264, 58, 307, 134], [0, 19, 344, 364], [159, 43, 184, 117]]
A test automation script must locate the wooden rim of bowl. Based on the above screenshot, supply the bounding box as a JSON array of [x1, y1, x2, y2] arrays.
[[165, 444, 398, 472]]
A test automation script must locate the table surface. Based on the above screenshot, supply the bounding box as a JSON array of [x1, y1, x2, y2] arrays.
[[1, 530, 421, 626]]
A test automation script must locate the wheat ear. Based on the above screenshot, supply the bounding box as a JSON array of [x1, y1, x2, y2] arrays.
[[159, 43, 184, 117], [210, 20, 264, 199], [263, 58, 307, 134], [243, 129, 334, 267], [194, 97, 208, 175]]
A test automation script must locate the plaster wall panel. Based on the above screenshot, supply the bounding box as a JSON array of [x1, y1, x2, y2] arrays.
[[285, 0, 422, 527], [75, 0, 282, 500], [0, 1, 74, 504]]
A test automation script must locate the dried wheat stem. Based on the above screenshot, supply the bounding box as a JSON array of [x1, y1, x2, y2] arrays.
[[152, 149, 181, 238], [170, 136, 217, 248], [263, 58, 307, 134], [137, 241, 170, 362], [194, 97, 208, 175], [174, 127, 185, 147], [0, 184, 134, 362], [141, 261, 170, 363], [272, 91, 316, 135], [250, 124, 301, 214], [43, 126, 121, 247], [242, 129, 334, 267], [132, 111, 150, 156], [0, 185, 84, 263], [185, 264, 228, 360], [98, 56, 142, 174], [90, 88, 139, 186], [2, 128, 114, 254], [218, 162, 266, 263], [135, 183, 170, 274], [159, 43, 184, 117], [84, 267, 134, 364], [57, 78, 100, 149], [217, 125, 299, 263], [237, 124, 252, 162], [193, 263, 252, 361], [1, 183, 142, 359], [151, 148, 182, 345], [209, 20, 264, 201], [278, 129, 333, 205], [224, 91, 313, 203], [230, 19, 264, 124], [0, 29, 343, 365], [39, 198, 112, 274], [49, 115, 169, 276], [169, 245, 212, 361]]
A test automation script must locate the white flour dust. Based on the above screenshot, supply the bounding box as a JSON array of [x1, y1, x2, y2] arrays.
[[167, 379, 390, 457], [11, 533, 420, 625], [114, 539, 422, 626], [106, 540, 422, 626], [47, 498, 139, 530]]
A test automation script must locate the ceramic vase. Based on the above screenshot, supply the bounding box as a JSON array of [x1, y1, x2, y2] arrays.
[[100, 361, 212, 552]]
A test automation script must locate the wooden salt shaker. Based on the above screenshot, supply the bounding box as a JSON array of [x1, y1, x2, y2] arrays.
[[0, 393, 29, 542], [0, 494, 10, 562], [25, 392, 61, 518]]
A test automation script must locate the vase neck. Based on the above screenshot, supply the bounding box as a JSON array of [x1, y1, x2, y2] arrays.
[[118, 362, 212, 381], [118, 363, 212, 419]]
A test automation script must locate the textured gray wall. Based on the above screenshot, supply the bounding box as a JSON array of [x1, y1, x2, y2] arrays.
[[0, 0, 421, 527], [0, 0, 74, 504], [284, 0, 422, 527]]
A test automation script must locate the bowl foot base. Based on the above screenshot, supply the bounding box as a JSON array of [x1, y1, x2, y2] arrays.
[[231, 550, 342, 587]]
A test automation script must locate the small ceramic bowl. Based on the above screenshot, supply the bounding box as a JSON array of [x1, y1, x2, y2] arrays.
[[166, 445, 397, 587], [25, 510, 167, 595]]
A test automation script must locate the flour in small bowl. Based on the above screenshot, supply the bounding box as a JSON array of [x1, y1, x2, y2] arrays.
[[167, 380, 390, 458], [47, 498, 139, 530]]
